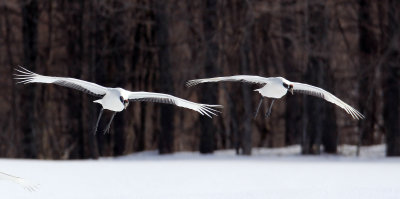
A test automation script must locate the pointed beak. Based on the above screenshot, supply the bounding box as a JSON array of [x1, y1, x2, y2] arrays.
[[289, 88, 294, 95], [124, 99, 129, 109]]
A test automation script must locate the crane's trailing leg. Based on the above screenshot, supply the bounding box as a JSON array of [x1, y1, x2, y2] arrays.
[[254, 97, 264, 118], [103, 112, 116, 134], [93, 108, 104, 135], [265, 99, 275, 118]]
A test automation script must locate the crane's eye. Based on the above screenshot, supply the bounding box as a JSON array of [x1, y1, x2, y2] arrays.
[[120, 96, 124, 103], [283, 83, 289, 88]]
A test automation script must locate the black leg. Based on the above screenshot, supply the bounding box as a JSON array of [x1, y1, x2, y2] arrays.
[[254, 97, 264, 118], [265, 99, 275, 118], [93, 108, 104, 135], [103, 112, 116, 134]]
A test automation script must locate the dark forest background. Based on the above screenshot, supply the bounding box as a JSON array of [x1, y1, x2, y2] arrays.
[[0, 0, 399, 159]]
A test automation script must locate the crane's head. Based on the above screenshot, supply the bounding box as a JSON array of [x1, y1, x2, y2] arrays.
[[288, 84, 294, 95], [283, 82, 294, 95], [120, 96, 129, 109]]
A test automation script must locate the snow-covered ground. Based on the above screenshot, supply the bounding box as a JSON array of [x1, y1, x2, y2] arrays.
[[1, 145, 400, 199]]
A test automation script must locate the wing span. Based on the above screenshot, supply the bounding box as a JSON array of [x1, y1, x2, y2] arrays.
[[292, 82, 365, 120], [186, 75, 269, 87], [14, 66, 107, 97], [128, 91, 222, 118]]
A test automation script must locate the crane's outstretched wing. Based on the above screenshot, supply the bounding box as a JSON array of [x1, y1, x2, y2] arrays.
[[0, 172, 38, 192], [14, 66, 107, 97], [292, 82, 365, 120], [128, 92, 222, 118], [186, 75, 270, 87]]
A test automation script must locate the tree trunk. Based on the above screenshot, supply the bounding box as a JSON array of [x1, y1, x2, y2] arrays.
[[238, 2, 253, 155], [302, 1, 337, 154], [65, 1, 84, 159], [155, 1, 174, 154], [111, 0, 127, 157], [4, 4, 19, 157], [20, 0, 39, 158], [383, 0, 400, 156], [302, 64, 323, 154], [281, 0, 302, 146], [199, 0, 219, 154], [87, 1, 106, 158], [322, 69, 338, 153], [130, 13, 149, 153], [357, 0, 378, 149]]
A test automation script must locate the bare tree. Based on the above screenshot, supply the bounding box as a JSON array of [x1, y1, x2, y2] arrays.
[[357, 0, 379, 150], [238, 1, 254, 155], [0, 0, 394, 158], [199, 0, 219, 154], [302, 1, 337, 154], [280, 0, 303, 146], [63, 1, 85, 158], [20, 0, 39, 158], [383, 0, 400, 156], [155, 1, 175, 154]]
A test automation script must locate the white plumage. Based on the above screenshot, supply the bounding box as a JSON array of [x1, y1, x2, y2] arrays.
[[0, 172, 37, 192], [187, 75, 365, 120], [14, 66, 222, 133]]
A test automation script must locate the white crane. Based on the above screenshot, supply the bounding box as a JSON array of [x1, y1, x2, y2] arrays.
[[187, 75, 365, 120], [0, 171, 38, 191], [14, 66, 222, 134]]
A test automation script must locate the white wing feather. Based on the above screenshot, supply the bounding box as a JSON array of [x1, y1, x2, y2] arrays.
[[14, 66, 107, 97], [186, 75, 270, 87], [292, 82, 365, 120], [0, 172, 38, 192], [128, 92, 222, 118]]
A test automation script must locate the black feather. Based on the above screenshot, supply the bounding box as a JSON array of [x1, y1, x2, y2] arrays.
[[53, 80, 105, 97], [129, 97, 176, 106], [294, 89, 325, 99]]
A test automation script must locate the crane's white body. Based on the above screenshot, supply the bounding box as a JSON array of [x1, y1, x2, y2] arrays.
[[94, 88, 126, 112], [187, 75, 365, 120], [254, 77, 288, 98], [14, 66, 221, 117]]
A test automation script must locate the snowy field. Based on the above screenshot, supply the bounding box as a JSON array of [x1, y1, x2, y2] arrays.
[[1, 145, 400, 199]]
